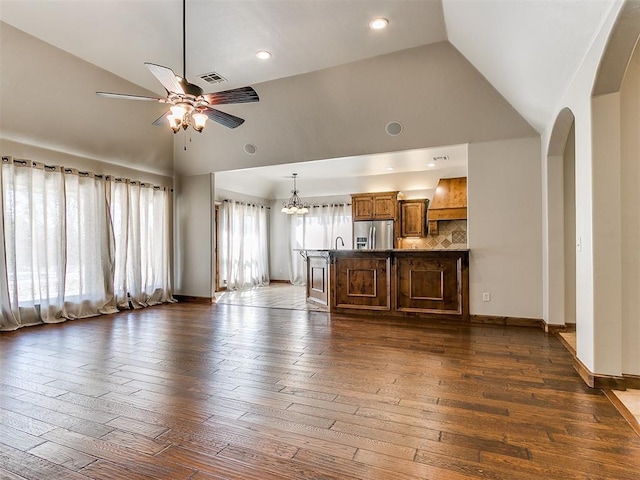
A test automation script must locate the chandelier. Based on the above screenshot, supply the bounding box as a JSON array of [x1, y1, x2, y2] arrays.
[[281, 173, 309, 215]]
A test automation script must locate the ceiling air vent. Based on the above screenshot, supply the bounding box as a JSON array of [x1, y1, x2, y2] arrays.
[[199, 71, 227, 84]]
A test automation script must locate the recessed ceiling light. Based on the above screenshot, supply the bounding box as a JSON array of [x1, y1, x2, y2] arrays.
[[369, 18, 389, 30], [386, 167, 394, 171], [427, 162, 437, 167], [256, 50, 272, 60]]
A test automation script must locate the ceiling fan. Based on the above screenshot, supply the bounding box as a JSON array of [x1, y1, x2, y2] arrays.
[[96, 0, 259, 133]]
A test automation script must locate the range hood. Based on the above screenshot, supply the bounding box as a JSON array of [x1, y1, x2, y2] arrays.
[[428, 176, 467, 234]]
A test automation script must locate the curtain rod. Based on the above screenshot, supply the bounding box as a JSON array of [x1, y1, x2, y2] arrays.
[[2, 155, 173, 192], [222, 199, 271, 209], [306, 203, 352, 208]]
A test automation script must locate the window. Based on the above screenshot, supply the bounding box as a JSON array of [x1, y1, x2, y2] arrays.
[[218, 200, 269, 290], [0, 156, 173, 331]]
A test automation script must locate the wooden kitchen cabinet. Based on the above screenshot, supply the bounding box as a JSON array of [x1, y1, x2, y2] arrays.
[[306, 254, 330, 307], [400, 199, 428, 237], [352, 195, 374, 220], [332, 252, 391, 311], [396, 252, 466, 315], [328, 249, 469, 320], [351, 192, 398, 220]]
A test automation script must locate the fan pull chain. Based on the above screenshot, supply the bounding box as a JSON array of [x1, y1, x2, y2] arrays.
[[182, 130, 193, 151]]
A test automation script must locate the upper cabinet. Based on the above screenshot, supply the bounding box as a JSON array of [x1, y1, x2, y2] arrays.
[[400, 199, 429, 237], [352, 192, 398, 220]]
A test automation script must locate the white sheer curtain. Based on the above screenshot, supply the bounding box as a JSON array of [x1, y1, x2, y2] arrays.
[[108, 179, 174, 309], [287, 203, 352, 285], [63, 170, 117, 318], [287, 214, 305, 285], [0, 158, 117, 331], [219, 200, 269, 290], [0, 156, 174, 332]]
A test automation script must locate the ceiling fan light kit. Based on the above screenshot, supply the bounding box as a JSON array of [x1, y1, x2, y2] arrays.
[[96, 0, 259, 135]]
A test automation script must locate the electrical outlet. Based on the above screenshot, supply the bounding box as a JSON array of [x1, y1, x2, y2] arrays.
[[483, 292, 491, 302]]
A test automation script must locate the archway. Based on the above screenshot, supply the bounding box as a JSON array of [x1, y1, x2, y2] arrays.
[[545, 108, 576, 330], [587, 0, 640, 385]]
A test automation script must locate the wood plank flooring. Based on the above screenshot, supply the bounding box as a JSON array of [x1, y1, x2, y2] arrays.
[[1, 302, 640, 479]]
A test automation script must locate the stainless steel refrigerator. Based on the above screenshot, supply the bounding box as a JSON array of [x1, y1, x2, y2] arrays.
[[353, 220, 394, 250]]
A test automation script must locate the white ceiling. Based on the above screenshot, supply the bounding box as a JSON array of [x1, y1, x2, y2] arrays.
[[216, 143, 468, 199], [0, 0, 614, 130], [443, 0, 617, 132], [0, 0, 616, 190], [0, 0, 446, 94]]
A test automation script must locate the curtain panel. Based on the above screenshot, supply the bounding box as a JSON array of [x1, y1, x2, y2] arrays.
[[0, 156, 174, 332], [287, 203, 352, 285], [108, 178, 174, 308], [219, 200, 270, 290]]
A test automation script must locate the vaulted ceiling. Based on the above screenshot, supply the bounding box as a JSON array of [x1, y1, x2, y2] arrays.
[[0, 0, 615, 132], [0, 0, 619, 189]]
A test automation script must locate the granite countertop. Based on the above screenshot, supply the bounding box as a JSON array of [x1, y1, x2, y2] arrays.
[[296, 248, 470, 253]]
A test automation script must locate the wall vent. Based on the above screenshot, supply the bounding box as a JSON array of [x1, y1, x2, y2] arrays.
[[199, 71, 227, 84]]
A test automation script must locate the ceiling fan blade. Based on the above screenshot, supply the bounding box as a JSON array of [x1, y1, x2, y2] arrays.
[[145, 62, 185, 94], [152, 111, 170, 126], [201, 107, 245, 129], [96, 92, 164, 102], [203, 86, 260, 105]]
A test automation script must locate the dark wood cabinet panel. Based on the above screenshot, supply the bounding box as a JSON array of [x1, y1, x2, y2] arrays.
[[372, 194, 397, 220], [305, 249, 469, 320], [352, 196, 374, 220], [351, 192, 397, 221], [307, 256, 329, 306], [400, 200, 427, 237], [396, 254, 465, 315], [332, 254, 391, 310]]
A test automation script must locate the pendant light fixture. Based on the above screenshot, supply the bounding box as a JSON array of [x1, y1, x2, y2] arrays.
[[281, 173, 309, 215]]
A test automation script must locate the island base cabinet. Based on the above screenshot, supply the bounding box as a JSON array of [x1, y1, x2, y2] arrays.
[[332, 255, 391, 310], [303, 249, 469, 320], [306, 256, 330, 306], [396, 255, 464, 315]]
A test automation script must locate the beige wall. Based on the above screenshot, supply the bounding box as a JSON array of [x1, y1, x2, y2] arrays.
[[563, 124, 576, 325], [0, 139, 173, 187], [541, 1, 632, 376], [467, 137, 542, 319], [0, 22, 173, 177], [620, 44, 640, 374], [173, 174, 215, 298], [174, 42, 537, 176]]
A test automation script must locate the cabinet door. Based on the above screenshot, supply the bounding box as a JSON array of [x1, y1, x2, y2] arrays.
[[373, 194, 396, 219], [333, 255, 391, 310], [396, 255, 463, 314], [401, 201, 425, 237], [352, 195, 374, 220], [306, 256, 329, 306]]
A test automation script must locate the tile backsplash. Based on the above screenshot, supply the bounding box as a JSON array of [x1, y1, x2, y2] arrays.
[[398, 220, 467, 250]]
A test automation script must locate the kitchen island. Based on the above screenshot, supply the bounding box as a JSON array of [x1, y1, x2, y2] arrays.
[[300, 249, 469, 320]]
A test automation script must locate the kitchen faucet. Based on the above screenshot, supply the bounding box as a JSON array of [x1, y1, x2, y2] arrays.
[[335, 236, 345, 249]]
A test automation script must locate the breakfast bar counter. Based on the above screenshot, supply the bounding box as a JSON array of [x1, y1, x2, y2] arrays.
[[300, 249, 469, 320]]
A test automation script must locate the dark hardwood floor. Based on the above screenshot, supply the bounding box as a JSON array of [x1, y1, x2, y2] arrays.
[[1, 302, 639, 479]]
